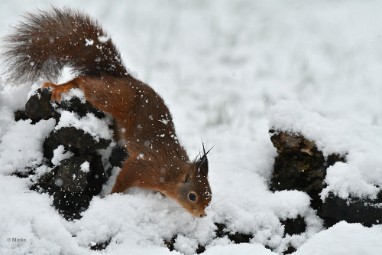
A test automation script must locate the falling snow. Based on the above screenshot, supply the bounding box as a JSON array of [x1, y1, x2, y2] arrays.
[[1, 1, 382, 255]]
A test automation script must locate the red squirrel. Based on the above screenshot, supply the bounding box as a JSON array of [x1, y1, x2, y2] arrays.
[[3, 7, 211, 217]]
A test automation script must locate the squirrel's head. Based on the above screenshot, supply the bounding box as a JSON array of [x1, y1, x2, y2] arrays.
[[174, 145, 212, 217]]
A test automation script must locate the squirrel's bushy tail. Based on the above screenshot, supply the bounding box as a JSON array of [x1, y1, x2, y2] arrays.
[[2, 7, 127, 83]]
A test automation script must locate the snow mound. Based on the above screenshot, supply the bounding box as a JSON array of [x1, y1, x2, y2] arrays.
[[269, 100, 382, 200], [0, 118, 55, 175]]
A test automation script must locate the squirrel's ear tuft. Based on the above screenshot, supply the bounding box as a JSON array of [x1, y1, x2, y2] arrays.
[[196, 143, 211, 176]]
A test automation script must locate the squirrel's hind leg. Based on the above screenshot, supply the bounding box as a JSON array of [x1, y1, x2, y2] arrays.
[[42, 79, 80, 102]]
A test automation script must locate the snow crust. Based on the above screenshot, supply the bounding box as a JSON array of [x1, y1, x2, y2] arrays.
[[1, 0, 382, 254], [55, 111, 113, 141]]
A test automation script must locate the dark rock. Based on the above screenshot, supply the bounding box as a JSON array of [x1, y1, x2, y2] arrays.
[[165, 223, 254, 254], [269, 130, 382, 228], [25, 88, 58, 122], [14, 110, 29, 122], [11, 168, 35, 178], [164, 236, 176, 252], [195, 245, 206, 254], [43, 134, 66, 164], [52, 127, 111, 153], [53, 191, 92, 220], [214, 223, 253, 244], [320, 192, 382, 228], [58, 96, 105, 119], [284, 246, 297, 254], [228, 231, 253, 244], [109, 146, 128, 168], [164, 235, 206, 254], [281, 216, 306, 236], [31, 167, 59, 193], [85, 155, 108, 194], [90, 238, 112, 251], [215, 219, 304, 254], [34, 155, 107, 220], [269, 131, 345, 211], [43, 127, 112, 163], [105, 146, 128, 178], [53, 156, 105, 193], [22, 87, 105, 122], [214, 223, 229, 238]]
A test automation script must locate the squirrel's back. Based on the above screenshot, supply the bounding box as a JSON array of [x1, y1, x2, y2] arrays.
[[2, 7, 127, 83]]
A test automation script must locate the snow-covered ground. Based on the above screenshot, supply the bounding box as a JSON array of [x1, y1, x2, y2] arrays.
[[1, 0, 382, 254]]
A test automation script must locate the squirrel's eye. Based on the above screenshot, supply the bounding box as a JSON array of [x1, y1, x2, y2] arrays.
[[188, 192, 197, 202]]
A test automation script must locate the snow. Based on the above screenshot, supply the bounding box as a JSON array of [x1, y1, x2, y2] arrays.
[[80, 161, 90, 173], [294, 222, 382, 255], [204, 243, 277, 255], [1, 0, 382, 255], [60, 87, 85, 102], [51, 145, 74, 166], [55, 110, 113, 141], [0, 118, 55, 174]]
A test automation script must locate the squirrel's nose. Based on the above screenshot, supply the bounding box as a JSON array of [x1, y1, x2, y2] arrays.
[[192, 209, 206, 217]]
